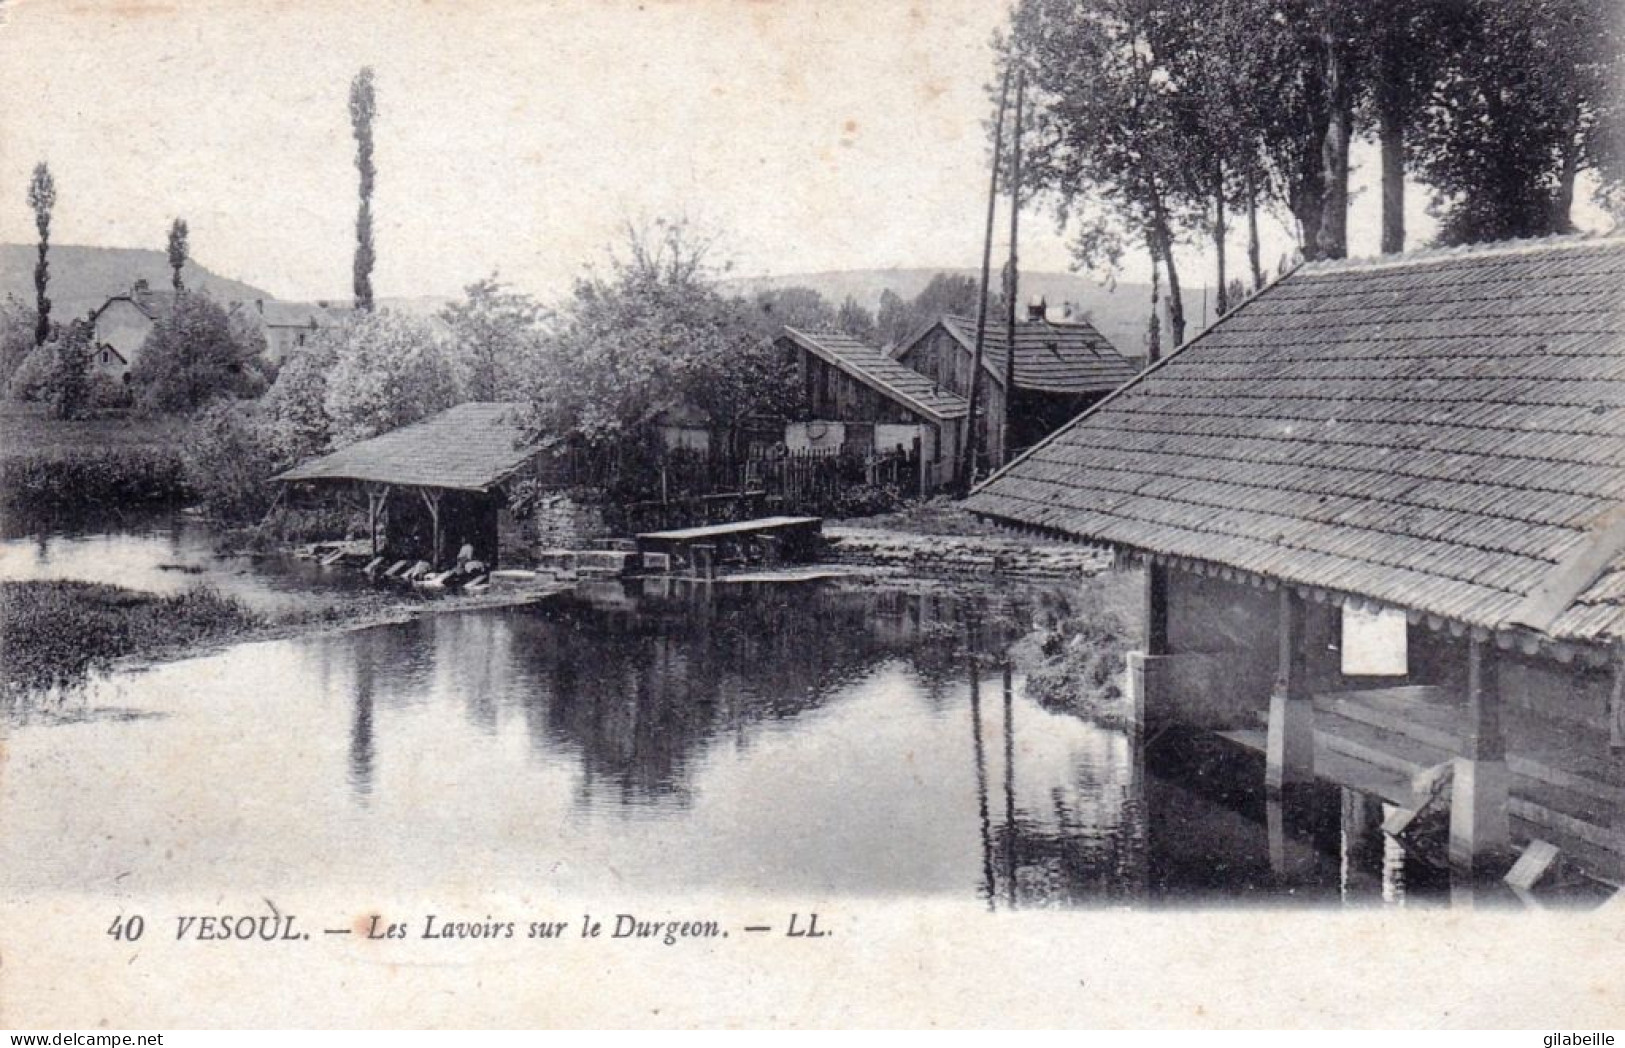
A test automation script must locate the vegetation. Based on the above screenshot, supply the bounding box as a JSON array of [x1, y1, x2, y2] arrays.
[[528, 218, 794, 444], [26, 162, 55, 347], [167, 218, 189, 292], [319, 309, 463, 446], [349, 66, 377, 312], [1013, 571, 1138, 725], [1008, 0, 1624, 346], [128, 292, 269, 414], [178, 401, 281, 521], [0, 295, 34, 390], [439, 275, 549, 400], [0, 402, 188, 510], [0, 580, 263, 692]]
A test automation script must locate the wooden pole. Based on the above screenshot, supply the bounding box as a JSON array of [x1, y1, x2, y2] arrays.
[[1000, 67, 1025, 466], [419, 487, 443, 567], [958, 59, 1014, 495]]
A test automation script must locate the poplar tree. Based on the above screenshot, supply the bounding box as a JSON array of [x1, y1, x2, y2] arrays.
[[26, 163, 55, 347], [349, 67, 378, 312]]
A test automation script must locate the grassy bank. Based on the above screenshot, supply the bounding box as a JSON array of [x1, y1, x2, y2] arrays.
[[1013, 569, 1141, 726], [0, 402, 189, 510], [0, 580, 262, 692]]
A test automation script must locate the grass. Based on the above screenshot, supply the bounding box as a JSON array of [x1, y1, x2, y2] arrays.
[[0, 580, 264, 692], [0, 400, 182, 458], [0, 401, 189, 510]]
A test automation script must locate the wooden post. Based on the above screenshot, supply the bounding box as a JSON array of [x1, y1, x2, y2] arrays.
[[1000, 66, 1024, 468], [419, 487, 443, 568], [365, 483, 391, 557], [1002, 661, 1017, 909], [1266, 588, 1315, 790], [1145, 559, 1170, 657], [959, 60, 1014, 494], [1450, 636, 1510, 870]]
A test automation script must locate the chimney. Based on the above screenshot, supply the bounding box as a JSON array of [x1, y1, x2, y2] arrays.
[[1026, 295, 1047, 322], [132, 278, 149, 294], [255, 299, 264, 315]]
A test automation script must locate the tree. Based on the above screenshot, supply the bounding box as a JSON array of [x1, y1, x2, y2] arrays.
[[528, 218, 792, 445], [260, 341, 337, 463], [26, 163, 55, 347], [835, 295, 876, 342], [1411, 0, 1619, 245], [178, 401, 282, 522], [322, 310, 464, 446], [167, 218, 190, 292], [349, 67, 378, 312], [43, 319, 93, 420], [750, 286, 839, 337], [1013, 0, 1200, 346], [0, 295, 36, 392], [129, 293, 269, 414], [440, 275, 549, 400]]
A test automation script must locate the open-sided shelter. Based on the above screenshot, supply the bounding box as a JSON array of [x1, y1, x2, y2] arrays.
[[275, 401, 550, 568], [966, 235, 1625, 877]]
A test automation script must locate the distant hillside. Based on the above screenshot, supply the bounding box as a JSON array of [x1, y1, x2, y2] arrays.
[[0, 244, 277, 322], [723, 267, 1160, 357]]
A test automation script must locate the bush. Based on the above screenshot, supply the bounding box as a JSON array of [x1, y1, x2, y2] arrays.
[[129, 292, 269, 414], [0, 580, 263, 692], [0, 446, 188, 510], [6, 344, 52, 401], [178, 402, 280, 523]]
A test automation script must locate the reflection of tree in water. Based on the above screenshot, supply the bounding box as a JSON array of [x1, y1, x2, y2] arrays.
[[974, 664, 1150, 910], [503, 582, 1019, 807]]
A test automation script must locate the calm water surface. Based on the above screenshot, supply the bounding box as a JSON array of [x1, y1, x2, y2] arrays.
[[1, 576, 1444, 906]]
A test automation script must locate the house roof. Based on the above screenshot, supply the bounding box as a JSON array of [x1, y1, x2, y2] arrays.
[[925, 314, 1141, 394], [93, 286, 180, 324], [251, 300, 338, 329], [781, 327, 969, 422], [965, 234, 1625, 646], [275, 401, 547, 491]]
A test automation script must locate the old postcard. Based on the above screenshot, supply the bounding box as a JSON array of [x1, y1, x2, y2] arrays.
[[2, 0, 1624, 1030]]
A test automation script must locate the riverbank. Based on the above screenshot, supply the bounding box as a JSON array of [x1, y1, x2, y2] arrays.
[[0, 576, 570, 696], [0, 402, 188, 511]]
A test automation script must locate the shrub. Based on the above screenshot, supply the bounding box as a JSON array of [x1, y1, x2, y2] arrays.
[[178, 401, 280, 523], [0, 580, 263, 693], [0, 446, 188, 510]]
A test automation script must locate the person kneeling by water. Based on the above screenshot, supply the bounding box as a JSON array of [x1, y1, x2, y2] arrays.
[[452, 539, 488, 588]]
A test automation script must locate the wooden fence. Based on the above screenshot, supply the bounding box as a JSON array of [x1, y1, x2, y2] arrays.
[[542, 442, 923, 532]]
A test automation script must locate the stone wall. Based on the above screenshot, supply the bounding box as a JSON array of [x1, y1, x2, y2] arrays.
[[824, 526, 1111, 579]]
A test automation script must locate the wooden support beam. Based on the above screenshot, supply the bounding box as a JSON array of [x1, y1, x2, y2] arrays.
[[1145, 560, 1170, 657], [1266, 588, 1315, 790], [1451, 636, 1511, 870], [419, 487, 444, 568]]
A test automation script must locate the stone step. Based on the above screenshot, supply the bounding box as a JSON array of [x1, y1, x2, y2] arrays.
[[1314, 709, 1454, 779]]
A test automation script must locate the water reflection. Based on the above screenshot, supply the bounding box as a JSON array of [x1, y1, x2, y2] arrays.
[[0, 577, 1462, 905]]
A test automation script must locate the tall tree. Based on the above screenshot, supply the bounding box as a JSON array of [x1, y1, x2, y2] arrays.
[[167, 218, 190, 292], [440, 274, 549, 400], [26, 163, 55, 347], [1013, 0, 1197, 346], [349, 67, 378, 312], [1411, 0, 1618, 245]]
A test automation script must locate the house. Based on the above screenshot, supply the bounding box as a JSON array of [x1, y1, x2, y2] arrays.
[[965, 235, 1625, 878], [275, 402, 554, 568], [241, 299, 339, 363], [893, 301, 1140, 468], [87, 279, 179, 381], [777, 326, 969, 493]]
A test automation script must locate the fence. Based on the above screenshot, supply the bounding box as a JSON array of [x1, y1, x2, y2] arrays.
[[537, 441, 923, 532]]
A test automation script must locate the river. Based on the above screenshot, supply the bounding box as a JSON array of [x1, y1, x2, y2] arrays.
[[0, 516, 1449, 906]]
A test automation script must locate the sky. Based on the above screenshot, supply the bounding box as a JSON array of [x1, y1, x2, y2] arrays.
[[0, 0, 1614, 306]]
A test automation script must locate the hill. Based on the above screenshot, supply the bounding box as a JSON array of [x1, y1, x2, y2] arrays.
[[0, 244, 277, 322], [723, 267, 1160, 357]]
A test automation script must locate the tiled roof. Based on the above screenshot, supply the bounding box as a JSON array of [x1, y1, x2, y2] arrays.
[[253, 301, 338, 328], [966, 235, 1625, 645], [275, 402, 546, 491], [93, 287, 181, 323], [782, 327, 969, 421], [933, 314, 1140, 394]]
